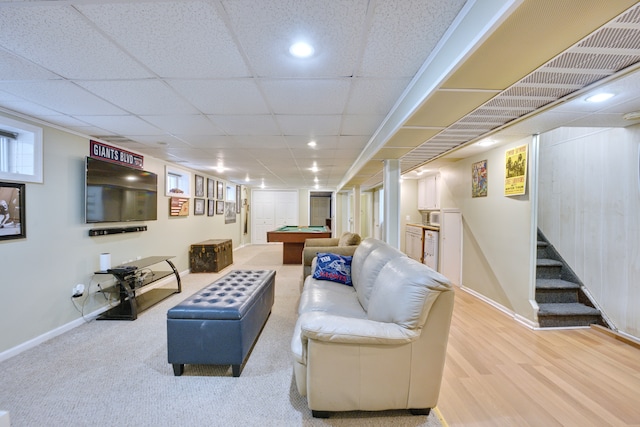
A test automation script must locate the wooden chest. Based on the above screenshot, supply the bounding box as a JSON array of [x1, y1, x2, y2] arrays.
[[189, 239, 233, 273]]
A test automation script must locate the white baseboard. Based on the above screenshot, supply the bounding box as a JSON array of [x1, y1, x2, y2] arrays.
[[460, 285, 539, 329], [0, 268, 189, 364]]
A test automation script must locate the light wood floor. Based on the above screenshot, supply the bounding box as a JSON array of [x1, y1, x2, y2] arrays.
[[438, 288, 640, 426]]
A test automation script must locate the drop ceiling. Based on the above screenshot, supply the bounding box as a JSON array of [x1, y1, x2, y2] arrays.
[[0, 0, 639, 191]]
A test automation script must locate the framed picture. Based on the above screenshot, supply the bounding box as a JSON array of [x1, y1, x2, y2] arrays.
[[207, 178, 215, 199], [504, 144, 528, 196], [472, 160, 488, 198], [0, 182, 25, 240], [207, 199, 215, 216], [225, 202, 236, 224], [194, 198, 205, 215], [169, 197, 189, 216], [236, 185, 241, 213], [194, 175, 205, 198], [217, 181, 224, 200], [216, 200, 224, 215]]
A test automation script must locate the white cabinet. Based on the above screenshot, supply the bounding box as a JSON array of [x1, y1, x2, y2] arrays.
[[405, 225, 423, 262], [418, 174, 440, 210]]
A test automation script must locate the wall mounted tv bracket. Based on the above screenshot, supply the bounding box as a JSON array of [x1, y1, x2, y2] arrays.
[[88, 226, 148, 236]]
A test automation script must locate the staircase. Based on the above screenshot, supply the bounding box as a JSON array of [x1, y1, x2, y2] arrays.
[[536, 231, 604, 328]]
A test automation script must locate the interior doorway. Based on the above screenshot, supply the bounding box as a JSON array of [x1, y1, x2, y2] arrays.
[[310, 191, 332, 228]]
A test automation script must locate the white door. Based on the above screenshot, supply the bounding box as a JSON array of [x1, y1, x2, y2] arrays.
[[252, 190, 275, 244], [440, 209, 462, 286]]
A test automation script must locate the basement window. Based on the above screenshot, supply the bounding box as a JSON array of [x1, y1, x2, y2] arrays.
[[0, 116, 43, 183]]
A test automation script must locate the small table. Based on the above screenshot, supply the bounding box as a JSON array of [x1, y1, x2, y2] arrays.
[[96, 256, 181, 321], [266, 225, 331, 264]]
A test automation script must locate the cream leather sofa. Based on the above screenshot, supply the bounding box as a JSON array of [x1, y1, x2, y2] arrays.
[[291, 238, 454, 418]]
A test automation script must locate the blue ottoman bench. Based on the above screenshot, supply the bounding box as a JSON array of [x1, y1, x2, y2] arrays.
[[167, 269, 275, 377]]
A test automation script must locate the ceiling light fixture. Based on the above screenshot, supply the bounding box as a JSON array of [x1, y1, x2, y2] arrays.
[[307, 141, 317, 148], [623, 111, 640, 121], [585, 92, 614, 103], [477, 139, 497, 147], [289, 42, 314, 58]]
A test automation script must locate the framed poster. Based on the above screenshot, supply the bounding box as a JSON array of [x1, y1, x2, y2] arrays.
[[216, 200, 224, 215], [207, 199, 215, 216], [194, 175, 204, 198], [0, 182, 25, 240], [472, 160, 488, 198], [225, 202, 236, 224], [169, 197, 189, 216], [194, 198, 205, 215], [217, 181, 224, 200], [207, 178, 215, 199], [504, 144, 528, 196]]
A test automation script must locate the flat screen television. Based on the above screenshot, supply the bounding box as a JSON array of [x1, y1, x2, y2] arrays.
[[85, 157, 158, 223]]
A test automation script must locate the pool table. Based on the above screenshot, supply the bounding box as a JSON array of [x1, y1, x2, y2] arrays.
[[266, 225, 332, 264]]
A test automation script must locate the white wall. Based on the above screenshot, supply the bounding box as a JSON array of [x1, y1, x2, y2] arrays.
[[538, 126, 640, 339], [0, 111, 247, 355], [400, 179, 420, 252], [439, 137, 536, 322]]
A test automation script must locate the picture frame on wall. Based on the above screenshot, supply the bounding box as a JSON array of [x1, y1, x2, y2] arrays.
[[207, 199, 215, 216], [472, 160, 488, 198], [194, 175, 204, 198], [0, 181, 26, 241], [194, 198, 205, 215], [216, 200, 224, 215], [169, 197, 189, 216], [217, 181, 224, 200], [207, 178, 215, 199]]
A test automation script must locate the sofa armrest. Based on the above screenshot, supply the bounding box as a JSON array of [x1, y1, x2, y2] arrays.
[[298, 311, 419, 345], [304, 237, 340, 248]]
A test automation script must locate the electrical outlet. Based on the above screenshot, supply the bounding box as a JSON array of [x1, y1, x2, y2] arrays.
[[72, 284, 85, 298]]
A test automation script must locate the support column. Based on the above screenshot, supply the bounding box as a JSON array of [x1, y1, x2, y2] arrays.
[[353, 185, 361, 236], [383, 159, 401, 248]]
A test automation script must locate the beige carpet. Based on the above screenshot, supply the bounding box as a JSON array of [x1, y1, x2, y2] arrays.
[[0, 244, 444, 427]]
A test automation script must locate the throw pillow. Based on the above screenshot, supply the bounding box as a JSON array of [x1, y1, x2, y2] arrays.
[[312, 252, 353, 286], [338, 232, 361, 246]]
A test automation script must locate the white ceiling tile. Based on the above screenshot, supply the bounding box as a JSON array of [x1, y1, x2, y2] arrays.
[[0, 50, 61, 80], [77, 2, 250, 78], [223, 0, 367, 78], [141, 115, 223, 135], [276, 115, 341, 135], [208, 115, 281, 135], [76, 80, 199, 115], [0, 5, 152, 79], [346, 78, 411, 115], [174, 135, 237, 148], [72, 115, 163, 135], [341, 114, 385, 135], [0, 81, 126, 115], [232, 135, 289, 149], [359, 0, 466, 77], [261, 79, 351, 114], [168, 79, 269, 114]]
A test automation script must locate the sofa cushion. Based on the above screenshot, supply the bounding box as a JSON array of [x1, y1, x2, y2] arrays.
[[298, 276, 367, 319], [353, 240, 405, 311], [338, 232, 361, 246], [350, 238, 380, 286], [312, 252, 353, 285], [367, 256, 452, 329]]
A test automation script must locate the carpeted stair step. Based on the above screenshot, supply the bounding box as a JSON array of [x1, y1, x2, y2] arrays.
[[536, 241, 550, 259], [536, 258, 563, 279], [536, 279, 580, 303], [538, 303, 601, 327]]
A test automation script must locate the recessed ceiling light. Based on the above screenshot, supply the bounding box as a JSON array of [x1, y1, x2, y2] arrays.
[[477, 139, 497, 147], [289, 42, 314, 58], [585, 93, 614, 103], [307, 141, 317, 148]]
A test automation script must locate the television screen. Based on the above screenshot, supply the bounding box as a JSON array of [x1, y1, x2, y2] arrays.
[[85, 157, 158, 223]]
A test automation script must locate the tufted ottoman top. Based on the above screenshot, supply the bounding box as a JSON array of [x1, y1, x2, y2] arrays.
[[167, 270, 275, 320]]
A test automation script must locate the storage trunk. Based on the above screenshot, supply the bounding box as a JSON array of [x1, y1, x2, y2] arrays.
[[189, 239, 233, 273]]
